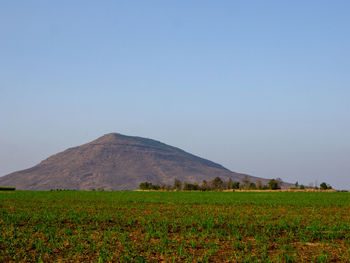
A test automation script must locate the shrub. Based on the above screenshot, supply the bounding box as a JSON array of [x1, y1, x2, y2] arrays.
[[233, 182, 240, 189], [249, 183, 257, 190], [320, 182, 332, 190], [174, 178, 182, 191], [268, 179, 280, 190], [0, 186, 16, 191]]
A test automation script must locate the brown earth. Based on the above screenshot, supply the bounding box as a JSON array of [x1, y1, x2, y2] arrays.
[[0, 133, 292, 190]]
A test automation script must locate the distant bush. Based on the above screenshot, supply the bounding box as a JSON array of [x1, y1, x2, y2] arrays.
[[0, 186, 16, 191], [268, 179, 281, 190], [320, 182, 332, 190], [232, 181, 240, 189], [262, 185, 269, 190], [249, 183, 257, 190], [50, 189, 75, 191], [174, 178, 182, 191], [183, 182, 200, 191], [139, 182, 160, 190]]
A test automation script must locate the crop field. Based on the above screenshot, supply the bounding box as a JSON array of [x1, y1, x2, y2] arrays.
[[1, 191, 349, 262]]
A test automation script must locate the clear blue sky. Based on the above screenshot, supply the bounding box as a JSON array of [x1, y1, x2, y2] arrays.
[[1, 1, 349, 189]]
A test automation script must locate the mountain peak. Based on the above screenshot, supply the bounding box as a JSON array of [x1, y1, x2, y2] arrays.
[[92, 133, 127, 144]]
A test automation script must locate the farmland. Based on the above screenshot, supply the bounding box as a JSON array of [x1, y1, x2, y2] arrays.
[[0, 191, 349, 262]]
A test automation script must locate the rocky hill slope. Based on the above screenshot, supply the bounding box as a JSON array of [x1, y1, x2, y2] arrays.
[[0, 133, 290, 190]]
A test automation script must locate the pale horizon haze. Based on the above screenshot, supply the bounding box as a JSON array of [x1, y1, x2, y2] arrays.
[[1, 1, 349, 189]]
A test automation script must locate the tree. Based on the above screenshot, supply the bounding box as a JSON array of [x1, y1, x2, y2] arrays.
[[249, 183, 257, 190], [300, 184, 305, 190], [139, 182, 161, 190], [295, 181, 299, 188], [183, 181, 188, 191], [320, 182, 328, 190], [211, 177, 223, 190], [257, 180, 262, 190], [201, 180, 209, 191], [227, 178, 234, 189], [233, 182, 240, 189], [153, 184, 160, 190], [174, 178, 182, 191], [243, 176, 250, 190], [139, 182, 153, 190], [268, 179, 280, 190], [183, 182, 200, 191], [192, 183, 200, 190]]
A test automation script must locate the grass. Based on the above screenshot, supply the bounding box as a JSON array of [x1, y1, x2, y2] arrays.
[[0, 191, 349, 262]]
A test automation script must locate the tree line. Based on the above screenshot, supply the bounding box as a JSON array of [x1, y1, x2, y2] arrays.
[[292, 181, 332, 190], [139, 177, 283, 191]]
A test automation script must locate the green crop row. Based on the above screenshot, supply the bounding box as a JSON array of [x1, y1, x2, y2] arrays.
[[0, 191, 349, 262]]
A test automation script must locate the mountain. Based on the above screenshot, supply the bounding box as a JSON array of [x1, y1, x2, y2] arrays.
[[0, 133, 290, 190]]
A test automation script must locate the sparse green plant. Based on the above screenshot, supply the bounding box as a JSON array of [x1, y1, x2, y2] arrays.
[[0, 191, 348, 262]]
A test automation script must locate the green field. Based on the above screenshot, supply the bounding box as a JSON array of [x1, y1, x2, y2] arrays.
[[1, 191, 349, 262]]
